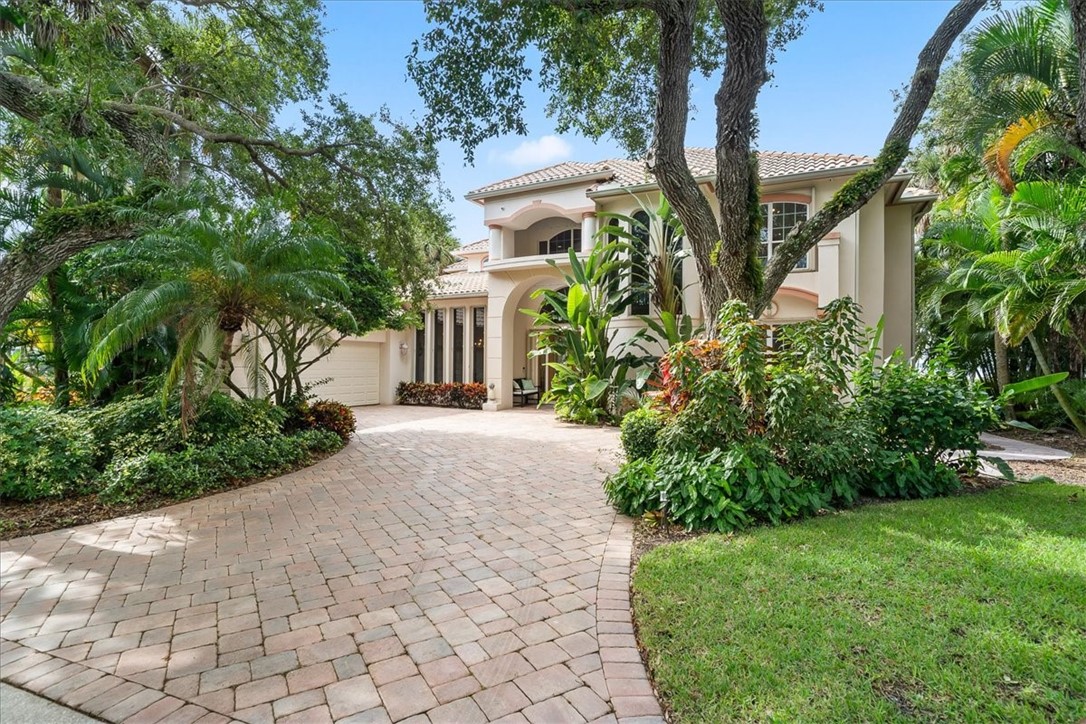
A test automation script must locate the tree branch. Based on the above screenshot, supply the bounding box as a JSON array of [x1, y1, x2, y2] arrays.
[[0, 224, 139, 329], [756, 0, 987, 315]]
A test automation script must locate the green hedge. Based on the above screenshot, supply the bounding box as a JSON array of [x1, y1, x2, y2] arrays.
[[1, 394, 344, 504], [0, 406, 98, 501]]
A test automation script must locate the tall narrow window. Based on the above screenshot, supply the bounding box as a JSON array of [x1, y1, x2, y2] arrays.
[[433, 309, 445, 383], [759, 202, 810, 269], [630, 211, 650, 315], [452, 308, 465, 382], [414, 325, 425, 382], [472, 307, 485, 383]]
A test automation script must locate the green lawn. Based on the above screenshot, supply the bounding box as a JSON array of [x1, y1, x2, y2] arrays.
[[633, 484, 1086, 722]]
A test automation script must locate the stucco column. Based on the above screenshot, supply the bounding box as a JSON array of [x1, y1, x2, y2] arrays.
[[482, 278, 515, 411], [816, 233, 841, 305], [581, 212, 597, 250], [488, 224, 503, 262]]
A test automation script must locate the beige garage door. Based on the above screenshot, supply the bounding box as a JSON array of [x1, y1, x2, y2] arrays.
[[301, 341, 381, 406]]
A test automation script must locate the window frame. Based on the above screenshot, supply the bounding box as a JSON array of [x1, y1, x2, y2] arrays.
[[759, 201, 816, 271], [538, 228, 582, 256]]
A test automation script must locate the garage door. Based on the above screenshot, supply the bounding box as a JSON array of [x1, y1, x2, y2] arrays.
[[301, 341, 381, 406]]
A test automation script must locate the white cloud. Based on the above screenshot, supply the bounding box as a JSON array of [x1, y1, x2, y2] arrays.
[[495, 135, 573, 167]]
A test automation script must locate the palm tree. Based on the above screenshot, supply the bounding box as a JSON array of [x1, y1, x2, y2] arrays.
[[85, 205, 349, 426], [952, 180, 1086, 434], [964, 0, 1082, 191], [921, 184, 1017, 414]]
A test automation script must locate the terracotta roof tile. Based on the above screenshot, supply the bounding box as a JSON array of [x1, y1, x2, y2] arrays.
[[430, 271, 488, 298], [454, 239, 490, 255], [467, 161, 609, 197], [466, 149, 878, 198]]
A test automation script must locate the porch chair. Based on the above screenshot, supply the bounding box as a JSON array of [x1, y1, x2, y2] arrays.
[[513, 378, 541, 407]]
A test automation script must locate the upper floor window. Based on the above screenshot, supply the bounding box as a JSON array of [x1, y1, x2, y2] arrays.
[[538, 228, 581, 255], [759, 202, 810, 270]]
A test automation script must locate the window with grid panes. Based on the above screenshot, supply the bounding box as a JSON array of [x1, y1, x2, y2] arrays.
[[759, 202, 811, 269]]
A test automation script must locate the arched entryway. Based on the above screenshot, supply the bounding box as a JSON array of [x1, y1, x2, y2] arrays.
[[483, 272, 566, 410]]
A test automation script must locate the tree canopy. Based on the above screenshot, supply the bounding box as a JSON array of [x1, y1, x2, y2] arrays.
[[409, 0, 987, 319], [0, 0, 454, 326]]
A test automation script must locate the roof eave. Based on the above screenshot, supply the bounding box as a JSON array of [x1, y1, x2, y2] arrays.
[[464, 170, 615, 201]]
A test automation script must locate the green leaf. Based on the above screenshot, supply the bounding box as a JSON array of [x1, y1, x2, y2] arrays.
[[1003, 372, 1069, 397], [585, 378, 610, 401]]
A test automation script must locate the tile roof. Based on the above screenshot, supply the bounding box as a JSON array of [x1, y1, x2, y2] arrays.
[[431, 271, 488, 298], [466, 149, 879, 197], [454, 239, 490, 256], [466, 161, 614, 197]]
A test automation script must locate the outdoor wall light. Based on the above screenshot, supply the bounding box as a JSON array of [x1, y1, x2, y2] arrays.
[[398, 341, 409, 356]]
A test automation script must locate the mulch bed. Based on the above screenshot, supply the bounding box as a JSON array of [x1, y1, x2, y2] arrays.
[[990, 427, 1086, 487], [0, 448, 341, 541]]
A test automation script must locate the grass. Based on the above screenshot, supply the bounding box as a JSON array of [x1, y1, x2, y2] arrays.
[[633, 484, 1086, 722]]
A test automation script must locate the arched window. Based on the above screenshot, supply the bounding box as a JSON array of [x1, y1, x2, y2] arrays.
[[759, 202, 810, 269], [538, 228, 582, 255], [630, 211, 650, 315]]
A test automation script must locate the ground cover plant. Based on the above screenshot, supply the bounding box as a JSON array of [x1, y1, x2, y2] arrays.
[[606, 298, 999, 531], [0, 392, 349, 537], [633, 483, 1086, 722]]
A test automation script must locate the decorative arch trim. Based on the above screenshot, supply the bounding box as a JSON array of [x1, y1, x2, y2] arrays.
[[774, 286, 819, 304], [488, 202, 596, 228]]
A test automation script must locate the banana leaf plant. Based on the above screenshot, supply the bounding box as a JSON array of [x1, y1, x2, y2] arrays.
[[521, 241, 655, 424]]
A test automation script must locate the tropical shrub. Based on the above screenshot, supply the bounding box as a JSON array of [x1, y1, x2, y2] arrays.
[[524, 242, 653, 424], [0, 406, 98, 500], [603, 298, 998, 531], [309, 400, 357, 441], [603, 458, 660, 516], [396, 381, 487, 409], [2, 391, 345, 505], [620, 407, 664, 461], [853, 346, 997, 497], [80, 393, 286, 460]]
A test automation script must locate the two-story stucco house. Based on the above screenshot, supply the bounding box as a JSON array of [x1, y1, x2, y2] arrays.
[[277, 148, 931, 410], [413, 148, 933, 411]]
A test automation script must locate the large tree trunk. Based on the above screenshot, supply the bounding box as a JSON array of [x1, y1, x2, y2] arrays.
[[1027, 332, 1086, 436], [712, 0, 768, 310], [646, 0, 728, 324], [0, 224, 138, 329], [753, 0, 987, 316]]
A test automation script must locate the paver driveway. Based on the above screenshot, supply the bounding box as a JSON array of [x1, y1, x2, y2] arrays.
[[0, 406, 662, 723]]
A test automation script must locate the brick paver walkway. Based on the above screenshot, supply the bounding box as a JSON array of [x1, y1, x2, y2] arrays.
[[1, 407, 663, 723]]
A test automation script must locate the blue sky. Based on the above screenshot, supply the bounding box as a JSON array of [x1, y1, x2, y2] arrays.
[[314, 0, 1000, 244]]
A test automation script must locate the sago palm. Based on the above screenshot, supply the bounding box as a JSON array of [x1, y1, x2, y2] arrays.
[[85, 206, 349, 424]]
